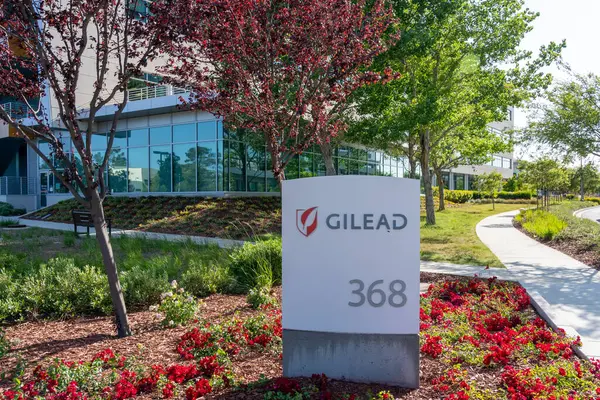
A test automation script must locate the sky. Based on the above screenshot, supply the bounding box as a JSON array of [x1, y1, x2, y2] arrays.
[[514, 0, 600, 159]]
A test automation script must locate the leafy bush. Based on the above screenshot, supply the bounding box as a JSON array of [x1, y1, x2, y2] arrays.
[[497, 191, 532, 200], [0, 328, 9, 360], [515, 210, 567, 240], [584, 197, 600, 205], [19, 258, 112, 317], [229, 238, 282, 291], [246, 286, 277, 309], [0, 202, 25, 216], [432, 189, 532, 204], [152, 281, 200, 327], [444, 190, 474, 203], [180, 260, 236, 297], [120, 264, 171, 309], [0, 269, 21, 320], [566, 194, 576, 200]]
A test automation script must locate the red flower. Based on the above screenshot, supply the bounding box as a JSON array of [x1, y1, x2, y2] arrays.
[[185, 379, 212, 400]]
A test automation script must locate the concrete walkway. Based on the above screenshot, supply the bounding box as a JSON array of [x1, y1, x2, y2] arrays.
[[574, 205, 600, 224], [0, 216, 245, 248], [477, 210, 600, 359]]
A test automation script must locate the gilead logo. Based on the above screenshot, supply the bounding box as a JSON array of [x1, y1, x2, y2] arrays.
[[296, 207, 318, 237], [296, 207, 408, 237]]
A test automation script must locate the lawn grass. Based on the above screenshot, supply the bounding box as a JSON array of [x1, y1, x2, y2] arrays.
[[420, 203, 530, 267]]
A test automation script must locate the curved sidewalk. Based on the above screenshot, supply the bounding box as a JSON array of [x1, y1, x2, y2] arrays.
[[477, 210, 600, 359]]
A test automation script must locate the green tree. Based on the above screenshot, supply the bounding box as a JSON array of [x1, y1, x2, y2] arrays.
[[431, 128, 511, 211], [504, 175, 524, 192], [526, 73, 600, 199], [475, 172, 504, 210], [528, 73, 600, 158], [568, 162, 600, 197], [520, 158, 569, 210], [349, 0, 563, 225]]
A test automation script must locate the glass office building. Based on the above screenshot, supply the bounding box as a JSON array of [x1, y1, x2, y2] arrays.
[[37, 120, 413, 197]]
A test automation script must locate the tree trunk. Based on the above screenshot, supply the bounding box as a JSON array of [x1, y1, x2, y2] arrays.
[[420, 129, 435, 225], [90, 192, 131, 338], [407, 145, 417, 179], [580, 170, 585, 201], [319, 142, 337, 176], [435, 169, 445, 211], [492, 196, 495, 210]]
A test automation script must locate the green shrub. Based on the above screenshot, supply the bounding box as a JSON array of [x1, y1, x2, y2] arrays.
[[19, 258, 111, 317], [0, 328, 9, 359], [229, 238, 282, 291], [584, 197, 600, 205], [0, 202, 25, 216], [120, 264, 171, 309], [180, 260, 236, 297], [152, 281, 200, 327], [246, 286, 277, 309], [497, 191, 532, 200], [444, 190, 474, 203], [566, 194, 576, 200], [516, 209, 567, 240], [0, 269, 21, 320]]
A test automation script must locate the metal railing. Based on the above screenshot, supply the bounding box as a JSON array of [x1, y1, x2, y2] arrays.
[[0, 102, 31, 119], [0, 176, 37, 195], [127, 84, 189, 102]]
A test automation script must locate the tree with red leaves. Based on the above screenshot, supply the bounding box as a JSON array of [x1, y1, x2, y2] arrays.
[[0, 0, 172, 337], [166, 0, 399, 182]]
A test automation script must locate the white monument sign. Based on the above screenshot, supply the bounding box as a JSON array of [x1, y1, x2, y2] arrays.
[[282, 176, 420, 387]]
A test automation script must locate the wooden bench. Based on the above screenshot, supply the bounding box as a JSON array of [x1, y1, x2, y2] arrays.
[[72, 210, 112, 236]]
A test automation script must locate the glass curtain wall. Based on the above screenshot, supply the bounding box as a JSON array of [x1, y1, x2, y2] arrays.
[[39, 123, 411, 194]]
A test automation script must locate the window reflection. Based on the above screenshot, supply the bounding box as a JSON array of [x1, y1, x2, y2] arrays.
[[128, 147, 149, 192], [150, 145, 171, 192], [173, 144, 196, 192]]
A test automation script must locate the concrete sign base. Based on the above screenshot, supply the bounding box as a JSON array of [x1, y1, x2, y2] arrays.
[[283, 329, 420, 388]]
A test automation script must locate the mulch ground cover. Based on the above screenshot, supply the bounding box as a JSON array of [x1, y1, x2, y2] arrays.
[[1, 273, 598, 400]]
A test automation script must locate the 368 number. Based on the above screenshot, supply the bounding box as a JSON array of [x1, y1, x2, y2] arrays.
[[348, 279, 407, 308]]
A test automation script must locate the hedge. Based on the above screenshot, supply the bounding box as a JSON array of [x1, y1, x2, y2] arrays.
[[0, 202, 25, 217], [432, 188, 532, 203]]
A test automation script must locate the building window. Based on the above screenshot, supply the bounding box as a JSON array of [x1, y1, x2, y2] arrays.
[[173, 123, 196, 143], [150, 126, 171, 145], [502, 158, 511, 169], [150, 145, 171, 192], [198, 142, 217, 191], [109, 148, 128, 193], [173, 143, 196, 192], [126, 0, 151, 21], [493, 156, 502, 168], [128, 147, 148, 192], [128, 128, 149, 147], [453, 173, 465, 190], [198, 121, 217, 141]]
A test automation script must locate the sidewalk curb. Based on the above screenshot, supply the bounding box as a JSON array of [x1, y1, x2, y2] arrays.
[[572, 205, 600, 218], [4, 217, 246, 249], [527, 289, 588, 361]]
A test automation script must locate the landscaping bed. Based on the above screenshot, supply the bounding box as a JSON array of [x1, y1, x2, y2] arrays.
[[24, 196, 464, 241], [24, 197, 282, 241], [514, 201, 600, 269], [1, 274, 596, 399]]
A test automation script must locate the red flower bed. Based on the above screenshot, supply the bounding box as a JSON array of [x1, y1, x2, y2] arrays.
[[3, 276, 600, 399], [420, 277, 599, 399]]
